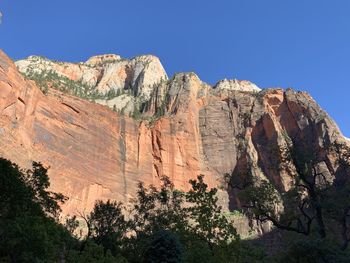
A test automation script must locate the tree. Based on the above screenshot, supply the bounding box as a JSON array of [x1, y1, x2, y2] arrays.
[[23, 161, 67, 219], [130, 176, 188, 236], [0, 158, 66, 220], [275, 235, 349, 263], [186, 175, 239, 254], [131, 103, 142, 119], [87, 200, 128, 256], [237, 140, 350, 251], [0, 158, 73, 262], [143, 230, 184, 263], [65, 215, 80, 237], [67, 240, 128, 263], [106, 89, 117, 100], [125, 177, 188, 262], [79, 175, 264, 262], [124, 175, 243, 262], [324, 142, 350, 249]]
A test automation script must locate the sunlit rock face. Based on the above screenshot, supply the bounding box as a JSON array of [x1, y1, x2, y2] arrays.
[[214, 79, 261, 92], [16, 54, 168, 97], [15, 53, 168, 114], [1, 49, 349, 227]]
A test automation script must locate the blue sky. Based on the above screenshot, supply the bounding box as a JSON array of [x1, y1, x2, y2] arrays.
[[1, 0, 350, 136]]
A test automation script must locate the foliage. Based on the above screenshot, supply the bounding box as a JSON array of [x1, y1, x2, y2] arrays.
[[237, 140, 350, 252], [0, 158, 65, 220], [65, 215, 80, 236], [87, 200, 128, 256], [66, 240, 128, 263], [0, 158, 73, 262], [186, 175, 239, 251], [143, 230, 184, 263], [275, 234, 350, 263], [123, 177, 189, 262], [130, 176, 188, 235], [129, 175, 245, 262], [24, 161, 67, 219], [6, 152, 350, 262], [1, 215, 73, 262], [22, 69, 105, 99]]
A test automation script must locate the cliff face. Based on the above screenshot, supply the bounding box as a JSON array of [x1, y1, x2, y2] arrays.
[[16, 54, 167, 98], [1, 50, 349, 221]]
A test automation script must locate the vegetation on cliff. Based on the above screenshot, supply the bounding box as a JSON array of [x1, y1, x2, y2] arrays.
[[22, 69, 104, 99], [20, 67, 170, 123]]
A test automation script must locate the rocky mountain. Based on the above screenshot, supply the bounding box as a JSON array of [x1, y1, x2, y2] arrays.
[[16, 53, 168, 115], [1, 50, 349, 236]]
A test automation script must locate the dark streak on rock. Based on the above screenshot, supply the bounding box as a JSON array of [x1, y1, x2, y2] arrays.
[[62, 102, 80, 114]]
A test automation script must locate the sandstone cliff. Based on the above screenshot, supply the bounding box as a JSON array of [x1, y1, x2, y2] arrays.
[[15, 54, 167, 115], [1, 50, 349, 235]]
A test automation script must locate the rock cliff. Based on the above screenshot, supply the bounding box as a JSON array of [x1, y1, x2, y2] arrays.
[[1, 50, 349, 231]]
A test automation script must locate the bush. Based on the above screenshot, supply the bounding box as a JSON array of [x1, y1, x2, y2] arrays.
[[143, 230, 184, 263]]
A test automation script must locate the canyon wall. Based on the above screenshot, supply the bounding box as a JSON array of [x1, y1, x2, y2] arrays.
[[1, 50, 349, 226]]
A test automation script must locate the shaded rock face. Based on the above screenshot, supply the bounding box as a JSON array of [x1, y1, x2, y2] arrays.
[[1, 50, 349, 220]]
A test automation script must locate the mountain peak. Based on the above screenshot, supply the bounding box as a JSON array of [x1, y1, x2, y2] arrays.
[[85, 54, 122, 65], [15, 52, 168, 102], [214, 79, 261, 92]]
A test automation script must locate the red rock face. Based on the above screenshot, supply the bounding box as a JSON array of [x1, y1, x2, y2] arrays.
[[0, 51, 207, 215], [0, 50, 348, 218]]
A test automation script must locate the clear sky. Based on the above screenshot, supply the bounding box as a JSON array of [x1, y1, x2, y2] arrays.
[[1, 1, 350, 136]]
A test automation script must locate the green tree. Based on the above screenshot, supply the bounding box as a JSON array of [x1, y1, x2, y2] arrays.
[[130, 177, 188, 236], [126, 175, 245, 262], [0, 158, 73, 262], [65, 215, 80, 237], [0, 158, 66, 220], [106, 89, 116, 99], [186, 175, 239, 254], [67, 240, 128, 263], [275, 235, 349, 263], [24, 161, 66, 219], [125, 177, 188, 262], [88, 200, 128, 255], [143, 230, 184, 263]]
